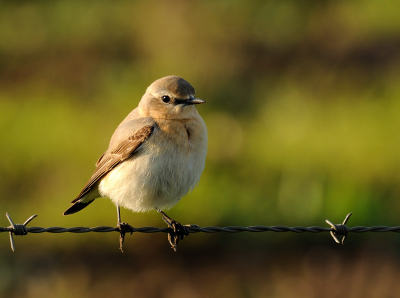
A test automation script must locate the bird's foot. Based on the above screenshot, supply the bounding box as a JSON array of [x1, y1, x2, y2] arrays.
[[158, 210, 189, 251], [167, 220, 189, 252], [117, 222, 134, 253]]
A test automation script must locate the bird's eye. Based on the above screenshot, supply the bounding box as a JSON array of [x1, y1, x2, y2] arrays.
[[161, 95, 171, 103]]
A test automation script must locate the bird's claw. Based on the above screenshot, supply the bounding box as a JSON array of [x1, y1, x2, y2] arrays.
[[118, 222, 134, 253], [166, 220, 189, 251], [158, 210, 190, 251]]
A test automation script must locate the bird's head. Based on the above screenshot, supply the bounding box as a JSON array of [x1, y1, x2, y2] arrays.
[[138, 76, 205, 120]]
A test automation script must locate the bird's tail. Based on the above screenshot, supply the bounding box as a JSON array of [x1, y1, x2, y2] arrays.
[[63, 199, 95, 215], [63, 184, 101, 215]]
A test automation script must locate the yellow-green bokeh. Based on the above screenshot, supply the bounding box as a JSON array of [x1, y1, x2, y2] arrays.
[[1, 1, 400, 297]]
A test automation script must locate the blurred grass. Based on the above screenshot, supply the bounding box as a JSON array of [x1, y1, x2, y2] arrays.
[[1, 0, 400, 297]]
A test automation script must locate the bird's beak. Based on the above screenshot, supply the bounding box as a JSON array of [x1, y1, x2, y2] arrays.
[[186, 98, 206, 105]]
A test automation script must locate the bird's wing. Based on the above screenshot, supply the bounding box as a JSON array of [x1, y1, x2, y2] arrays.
[[71, 125, 154, 203], [95, 152, 105, 167]]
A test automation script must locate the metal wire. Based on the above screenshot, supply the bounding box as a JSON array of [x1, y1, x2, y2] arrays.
[[3, 225, 400, 234], [2, 212, 400, 252]]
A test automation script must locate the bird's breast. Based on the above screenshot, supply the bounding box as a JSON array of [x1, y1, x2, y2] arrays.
[[144, 117, 208, 189], [100, 116, 207, 212]]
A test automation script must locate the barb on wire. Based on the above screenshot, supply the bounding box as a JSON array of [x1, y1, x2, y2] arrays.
[[2, 212, 400, 252], [326, 212, 352, 244], [6, 213, 37, 252]]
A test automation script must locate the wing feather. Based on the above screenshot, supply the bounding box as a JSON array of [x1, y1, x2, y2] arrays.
[[70, 125, 154, 203]]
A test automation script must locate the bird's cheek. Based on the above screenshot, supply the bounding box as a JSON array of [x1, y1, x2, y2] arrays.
[[172, 105, 183, 114]]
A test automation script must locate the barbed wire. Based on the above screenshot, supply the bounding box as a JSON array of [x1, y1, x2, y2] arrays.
[[2, 212, 400, 252]]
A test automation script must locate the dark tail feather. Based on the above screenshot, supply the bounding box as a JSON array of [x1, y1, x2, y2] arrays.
[[63, 200, 94, 215]]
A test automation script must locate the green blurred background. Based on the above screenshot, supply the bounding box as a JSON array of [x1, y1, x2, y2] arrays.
[[1, 0, 400, 297]]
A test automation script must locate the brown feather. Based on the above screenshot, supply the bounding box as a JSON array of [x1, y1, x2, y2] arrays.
[[70, 125, 154, 203]]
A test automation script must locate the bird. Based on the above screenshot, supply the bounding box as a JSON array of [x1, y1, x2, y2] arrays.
[[63, 75, 207, 250]]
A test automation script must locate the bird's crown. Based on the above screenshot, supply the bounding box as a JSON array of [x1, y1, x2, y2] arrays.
[[147, 75, 195, 99]]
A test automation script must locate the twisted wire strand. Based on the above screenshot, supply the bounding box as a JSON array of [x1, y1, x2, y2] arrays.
[[1, 225, 400, 234], [3, 212, 400, 252]]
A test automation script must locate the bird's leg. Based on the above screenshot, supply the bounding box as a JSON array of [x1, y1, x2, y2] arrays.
[[117, 205, 134, 253], [157, 209, 189, 251]]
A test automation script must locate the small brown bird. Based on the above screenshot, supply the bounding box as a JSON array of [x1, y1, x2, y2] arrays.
[[63, 76, 207, 250]]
